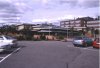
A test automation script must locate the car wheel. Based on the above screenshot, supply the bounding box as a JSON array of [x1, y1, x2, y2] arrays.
[[93, 46, 95, 48], [74, 44, 77, 47]]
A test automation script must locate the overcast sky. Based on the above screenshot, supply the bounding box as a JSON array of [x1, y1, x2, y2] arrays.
[[0, 0, 99, 24]]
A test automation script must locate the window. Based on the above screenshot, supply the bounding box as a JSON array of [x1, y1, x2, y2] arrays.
[[0, 36, 3, 40], [5, 36, 14, 39]]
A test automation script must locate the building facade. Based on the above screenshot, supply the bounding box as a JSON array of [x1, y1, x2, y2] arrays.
[[60, 19, 100, 31], [60, 19, 87, 30], [87, 20, 100, 30]]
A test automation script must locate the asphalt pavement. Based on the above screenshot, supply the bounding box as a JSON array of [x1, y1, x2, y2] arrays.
[[0, 41, 99, 68]]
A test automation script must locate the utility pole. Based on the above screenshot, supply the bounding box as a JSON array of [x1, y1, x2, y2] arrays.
[[48, 23, 51, 36], [67, 27, 68, 39], [67, 21, 70, 39]]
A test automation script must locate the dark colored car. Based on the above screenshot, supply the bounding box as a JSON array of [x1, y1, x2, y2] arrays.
[[93, 38, 100, 49], [73, 36, 93, 47]]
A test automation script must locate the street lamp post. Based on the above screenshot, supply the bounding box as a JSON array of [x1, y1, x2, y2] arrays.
[[67, 27, 68, 39], [49, 23, 51, 36], [49, 28, 50, 36]]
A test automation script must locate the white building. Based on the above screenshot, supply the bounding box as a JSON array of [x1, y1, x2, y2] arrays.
[[87, 20, 100, 30]]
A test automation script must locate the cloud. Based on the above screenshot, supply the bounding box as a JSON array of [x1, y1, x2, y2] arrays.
[[30, 0, 99, 10], [78, 0, 99, 8], [0, 0, 98, 23], [58, 0, 99, 8], [42, 0, 49, 4], [59, 0, 78, 6], [0, 1, 21, 14], [0, 1, 22, 23]]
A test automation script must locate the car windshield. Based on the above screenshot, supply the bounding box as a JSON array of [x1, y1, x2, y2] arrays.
[[5, 36, 15, 39], [74, 37, 82, 40]]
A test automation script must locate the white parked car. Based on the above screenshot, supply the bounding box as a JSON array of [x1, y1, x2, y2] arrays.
[[0, 35, 18, 48], [0, 42, 11, 52]]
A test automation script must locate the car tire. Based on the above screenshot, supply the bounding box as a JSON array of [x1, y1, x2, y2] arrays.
[[93, 46, 95, 48], [93, 46, 99, 49], [73, 44, 77, 47]]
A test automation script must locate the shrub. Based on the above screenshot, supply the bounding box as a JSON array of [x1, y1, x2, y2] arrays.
[[40, 35, 46, 40], [59, 35, 64, 40], [25, 35, 32, 40], [17, 36, 25, 40]]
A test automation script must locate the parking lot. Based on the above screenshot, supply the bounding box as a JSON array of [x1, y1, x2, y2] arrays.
[[0, 41, 99, 68]]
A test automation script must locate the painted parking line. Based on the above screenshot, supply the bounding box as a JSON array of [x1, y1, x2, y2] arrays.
[[0, 47, 21, 63], [0, 57, 4, 59]]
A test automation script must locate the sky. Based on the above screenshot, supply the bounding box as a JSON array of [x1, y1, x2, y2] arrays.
[[0, 0, 99, 24]]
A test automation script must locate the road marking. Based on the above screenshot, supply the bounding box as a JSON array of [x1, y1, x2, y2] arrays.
[[0, 57, 4, 59], [0, 47, 21, 63]]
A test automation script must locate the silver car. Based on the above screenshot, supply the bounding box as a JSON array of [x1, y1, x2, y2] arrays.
[[73, 36, 93, 47], [0, 35, 18, 48], [0, 43, 11, 52]]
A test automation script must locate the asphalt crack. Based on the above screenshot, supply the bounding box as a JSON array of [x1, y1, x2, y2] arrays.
[[66, 49, 82, 68]]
